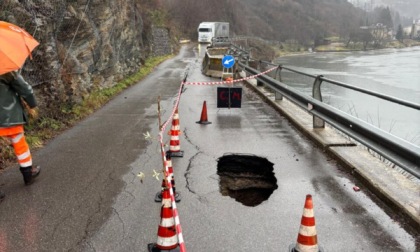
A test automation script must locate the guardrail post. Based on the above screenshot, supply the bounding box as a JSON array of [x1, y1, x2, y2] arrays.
[[257, 61, 264, 87], [236, 53, 244, 78], [202, 53, 210, 75], [274, 66, 283, 101], [312, 75, 325, 128], [245, 56, 250, 77]]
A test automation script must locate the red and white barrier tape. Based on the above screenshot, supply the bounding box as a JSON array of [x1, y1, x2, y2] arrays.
[[181, 66, 277, 86], [158, 141, 186, 251], [158, 82, 185, 251], [156, 65, 277, 251]]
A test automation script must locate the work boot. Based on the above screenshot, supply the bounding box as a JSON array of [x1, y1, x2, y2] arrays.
[[20, 165, 41, 185], [0, 190, 5, 202]]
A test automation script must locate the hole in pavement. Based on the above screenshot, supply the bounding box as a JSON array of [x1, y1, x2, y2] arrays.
[[217, 153, 278, 207]]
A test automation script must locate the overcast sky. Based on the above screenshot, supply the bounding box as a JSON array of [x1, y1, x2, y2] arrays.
[[348, 0, 420, 18]]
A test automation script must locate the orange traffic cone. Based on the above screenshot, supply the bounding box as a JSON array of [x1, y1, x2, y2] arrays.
[[155, 178, 168, 202], [155, 155, 181, 203], [196, 101, 211, 124], [289, 194, 324, 252], [167, 109, 184, 157], [171, 108, 181, 132], [167, 156, 181, 202], [148, 184, 180, 252]]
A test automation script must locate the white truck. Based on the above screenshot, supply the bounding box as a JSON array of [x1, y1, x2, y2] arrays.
[[197, 22, 229, 43]]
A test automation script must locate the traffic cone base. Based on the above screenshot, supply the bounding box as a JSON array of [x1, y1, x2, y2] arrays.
[[166, 150, 184, 158], [196, 120, 211, 125], [148, 243, 180, 252], [155, 191, 181, 203], [196, 101, 211, 124], [288, 244, 324, 252]]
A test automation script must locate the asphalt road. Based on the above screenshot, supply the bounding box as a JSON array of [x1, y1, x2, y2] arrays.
[[0, 43, 418, 252]]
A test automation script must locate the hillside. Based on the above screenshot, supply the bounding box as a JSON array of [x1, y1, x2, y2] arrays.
[[164, 0, 366, 44], [240, 0, 364, 43]]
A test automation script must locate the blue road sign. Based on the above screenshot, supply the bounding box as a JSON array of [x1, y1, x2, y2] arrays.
[[222, 55, 235, 68]]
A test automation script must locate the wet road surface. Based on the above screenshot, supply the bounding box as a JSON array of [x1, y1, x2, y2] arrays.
[[0, 44, 418, 251]]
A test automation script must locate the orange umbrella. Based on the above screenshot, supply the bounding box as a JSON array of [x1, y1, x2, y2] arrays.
[[0, 21, 39, 75]]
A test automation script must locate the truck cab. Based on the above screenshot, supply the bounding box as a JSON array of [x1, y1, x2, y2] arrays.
[[198, 22, 214, 43]]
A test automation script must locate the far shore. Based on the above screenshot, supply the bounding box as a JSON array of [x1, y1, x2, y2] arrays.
[[274, 39, 420, 58]]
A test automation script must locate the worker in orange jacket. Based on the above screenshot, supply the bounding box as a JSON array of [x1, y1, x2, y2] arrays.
[[0, 71, 41, 201]]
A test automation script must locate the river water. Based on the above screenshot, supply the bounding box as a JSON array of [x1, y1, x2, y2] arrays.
[[274, 47, 420, 146]]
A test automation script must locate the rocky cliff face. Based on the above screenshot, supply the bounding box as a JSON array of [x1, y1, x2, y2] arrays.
[[1, 0, 169, 113]]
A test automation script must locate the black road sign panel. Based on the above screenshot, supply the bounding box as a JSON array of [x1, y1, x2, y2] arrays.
[[217, 87, 242, 108]]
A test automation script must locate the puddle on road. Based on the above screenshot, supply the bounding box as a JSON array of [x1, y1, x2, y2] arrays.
[[217, 153, 278, 207]]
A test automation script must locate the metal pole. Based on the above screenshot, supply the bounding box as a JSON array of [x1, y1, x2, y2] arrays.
[[274, 66, 283, 101]]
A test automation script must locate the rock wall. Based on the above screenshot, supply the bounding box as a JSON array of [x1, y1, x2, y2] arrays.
[[1, 0, 171, 114], [152, 27, 172, 56]]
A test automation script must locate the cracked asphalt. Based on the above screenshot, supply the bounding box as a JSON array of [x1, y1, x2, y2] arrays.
[[0, 43, 418, 252]]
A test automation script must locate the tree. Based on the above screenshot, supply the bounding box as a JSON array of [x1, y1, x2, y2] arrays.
[[395, 24, 404, 42], [371, 25, 388, 48], [347, 28, 373, 50], [373, 6, 393, 30], [393, 12, 401, 30]]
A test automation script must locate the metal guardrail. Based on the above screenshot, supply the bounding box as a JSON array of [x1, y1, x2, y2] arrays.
[[260, 60, 420, 111], [227, 45, 420, 179]]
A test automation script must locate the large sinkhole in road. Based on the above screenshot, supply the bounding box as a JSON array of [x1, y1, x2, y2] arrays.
[[217, 153, 278, 207]]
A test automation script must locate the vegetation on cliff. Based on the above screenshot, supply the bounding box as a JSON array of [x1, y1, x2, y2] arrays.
[[0, 0, 173, 168]]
